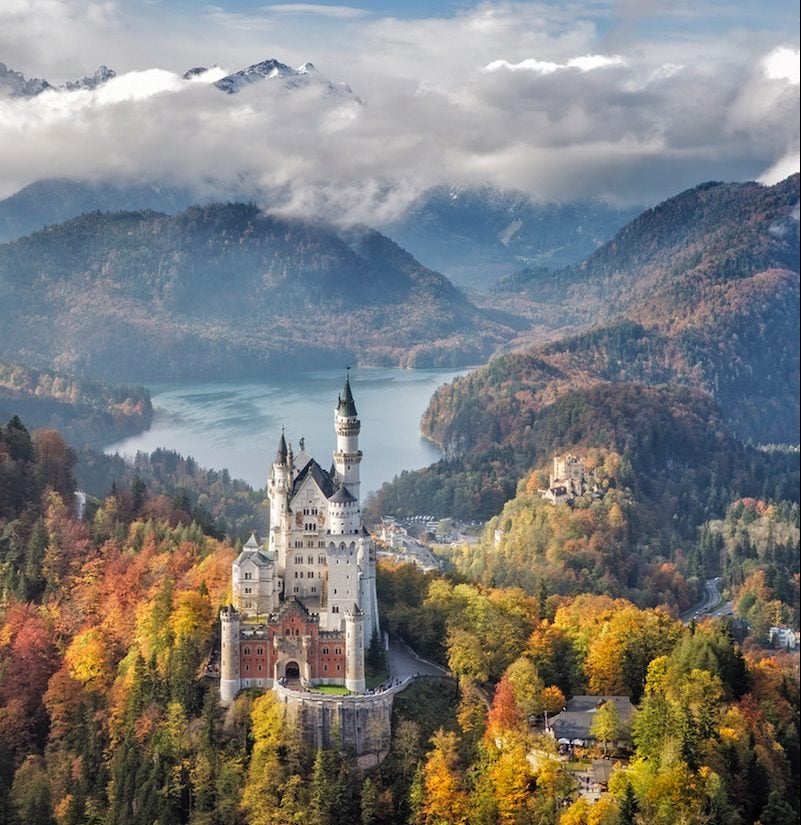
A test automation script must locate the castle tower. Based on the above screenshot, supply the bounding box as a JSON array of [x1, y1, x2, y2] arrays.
[[268, 430, 290, 558], [333, 372, 362, 505], [219, 605, 241, 705], [344, 606, 366, 692]]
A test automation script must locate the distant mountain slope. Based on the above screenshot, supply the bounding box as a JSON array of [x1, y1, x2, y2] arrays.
[[367, 175, 800, 524], [475, 175, 800, 444], [0, 179, 197, 243], [0, 361, 152, 447], [498, 175, 799, 324], [386, 186, 640, 289], [0, 203, 512, 381]]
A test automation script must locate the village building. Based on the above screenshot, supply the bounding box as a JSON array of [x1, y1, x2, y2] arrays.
[[545, 695, 635, 749]]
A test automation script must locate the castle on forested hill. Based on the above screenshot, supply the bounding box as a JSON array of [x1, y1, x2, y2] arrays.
[[541, 453, 593, 505], [219, 374, 380, 704]]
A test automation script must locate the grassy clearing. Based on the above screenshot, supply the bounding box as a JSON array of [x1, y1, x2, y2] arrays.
[[311, 685, 352, 695]]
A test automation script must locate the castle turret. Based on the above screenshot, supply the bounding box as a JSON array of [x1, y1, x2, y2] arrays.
[[333, 371, 362, 505], [269, 430, 291, 556], [344, 606, 366, 692], [219, 605, 241, 705]]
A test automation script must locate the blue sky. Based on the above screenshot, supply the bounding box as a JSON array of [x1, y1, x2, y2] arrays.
[[0, 1, 798, 213]]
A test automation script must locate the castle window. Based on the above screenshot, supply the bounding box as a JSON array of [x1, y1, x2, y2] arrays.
[[285, 629, 291, 636], [295, 555, 302, 564], [336, 648, 341, 655], [337, 664, 341, 671], [322, 646, 329, 654], [307, 555, 314, 564], [244, 664, 249, 672], [244, 587, 251, 594], [324, 664, 328, 671], [293, 586, 299, 593], [294, 572, 298, 578], [332, 606, 339, 613], [333, 589, 337, 595], [318, 555, 325, 564], [258, 664, 262, 671], [243, 647, 251, 655], [256, 647, 263, 655], [311, 586, 317, 593], [244, 571, 252, 580], [295, 628, 300, 636]]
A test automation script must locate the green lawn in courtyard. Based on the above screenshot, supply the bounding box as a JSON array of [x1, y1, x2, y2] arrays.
[[311, 685, 352, 695]]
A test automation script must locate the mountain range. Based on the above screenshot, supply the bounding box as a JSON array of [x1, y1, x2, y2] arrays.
[[0, 57, 354, 99], [386, 186, 641, 289], [368, 173, 800, 522], [0, 62, 115, 96], [432, 174, 801, 448], [0, 203, 512, 381], [0, 179, 637, 286]]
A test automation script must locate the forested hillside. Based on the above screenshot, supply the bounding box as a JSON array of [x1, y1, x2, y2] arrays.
[[487, 175, 800, 444], [497, 175, 799, 325], [0, 204, 513, 381], [1, 415, 798, 825], [367, 176, 799, 532], [0, 362, 152, 447]]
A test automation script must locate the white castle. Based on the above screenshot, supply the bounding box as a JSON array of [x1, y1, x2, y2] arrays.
[[219, 374, 380, 704]]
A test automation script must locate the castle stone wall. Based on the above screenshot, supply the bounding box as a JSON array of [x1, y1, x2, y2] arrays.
[[274, 684, 395, 764]]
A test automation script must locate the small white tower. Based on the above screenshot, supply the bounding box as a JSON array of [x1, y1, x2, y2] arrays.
[[268, 430, 290, 559], [219, 605, 241, 705], [344, 606, 366, 692], [333, 371, 362, 505]]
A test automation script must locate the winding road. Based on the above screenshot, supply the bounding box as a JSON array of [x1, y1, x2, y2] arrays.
[[680, 576, 732, 623]]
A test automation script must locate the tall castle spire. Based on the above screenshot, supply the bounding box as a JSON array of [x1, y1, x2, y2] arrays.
[[275, 428, 288, 464], [337, 369, 358, 417], [333, 369, 362, 505]]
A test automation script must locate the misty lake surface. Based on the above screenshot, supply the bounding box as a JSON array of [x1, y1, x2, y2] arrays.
[[104, 367, 467, 495]]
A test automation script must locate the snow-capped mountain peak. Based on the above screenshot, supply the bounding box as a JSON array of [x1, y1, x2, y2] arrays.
[[212, 58, 360, 101], [214, 58, 297, 94], [0, 62, 117, 96], [63, 65, 117, 92], [0, 62, 52, 97]]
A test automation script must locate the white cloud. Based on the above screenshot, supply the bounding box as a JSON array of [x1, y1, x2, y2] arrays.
[[762, 46, 800, 85], [760, 151, 801, 185], [484, 54, 626, 74], [0, 2, 797, 217]]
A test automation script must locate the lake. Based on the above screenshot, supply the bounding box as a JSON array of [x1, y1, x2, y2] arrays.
[[104, 367, 467, 495]]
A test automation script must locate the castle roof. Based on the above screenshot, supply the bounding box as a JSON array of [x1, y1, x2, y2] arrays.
[[291, 457, 337, 499], [336, 373, 358, 417], [329, 484, 357, 504], [234, 546, 273, 567], [275, 429, 288, 464]]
